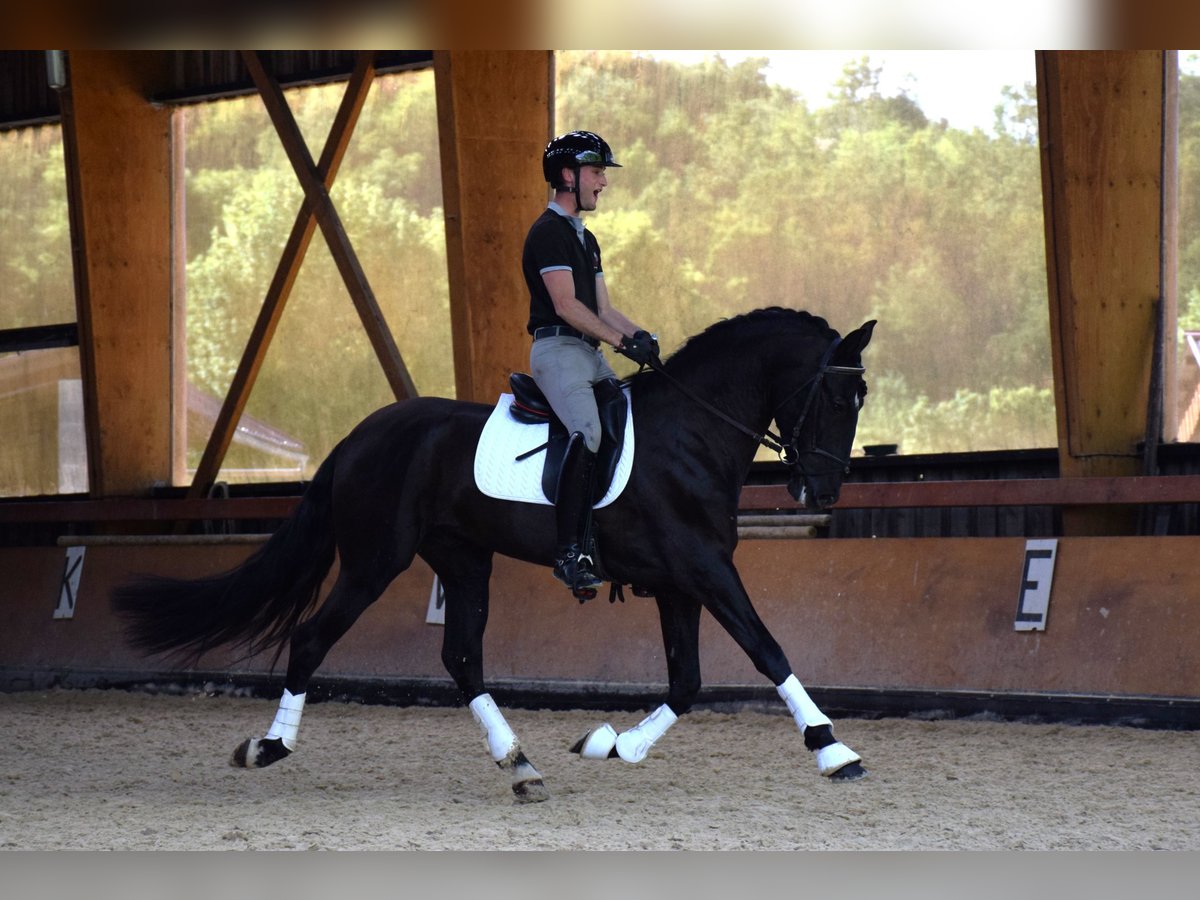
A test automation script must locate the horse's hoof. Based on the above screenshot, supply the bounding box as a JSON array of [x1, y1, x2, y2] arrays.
[[570, 723, 619, 759], [512, 776, 550, 803], [828, 762, 868, 781], [507, 751, 549, 803], [231, 736, 291, 769]]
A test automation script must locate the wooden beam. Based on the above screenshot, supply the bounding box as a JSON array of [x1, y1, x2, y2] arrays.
[[187, 52, 379, 498], [239, 50, 417, 403], [58, 51, 173, 497], [7, 474, 1200, 526], [0, 496, 299, 523], [171, 110, 189, 487], [0, 324, 79, 353], [1037, 51, 1170, 533], [740, 474, 1200, 511], [435, 51, 553, 403]]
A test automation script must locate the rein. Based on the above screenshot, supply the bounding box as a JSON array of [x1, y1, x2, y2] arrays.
[[641, 336, 864, 470]]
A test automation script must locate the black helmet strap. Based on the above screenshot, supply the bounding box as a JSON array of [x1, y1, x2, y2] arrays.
[[569, 162, 582, 210]]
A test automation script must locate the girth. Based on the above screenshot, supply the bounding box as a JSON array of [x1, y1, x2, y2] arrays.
[[508, 373, 628, 504]]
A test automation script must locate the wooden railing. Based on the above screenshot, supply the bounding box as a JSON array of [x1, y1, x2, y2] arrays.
[[741, 474, 1200, 511], [3, 474, 1200, 527]]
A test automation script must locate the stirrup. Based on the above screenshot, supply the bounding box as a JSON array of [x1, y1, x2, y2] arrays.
[[554, 571, 601, 602], [554, 547, 602, 601]]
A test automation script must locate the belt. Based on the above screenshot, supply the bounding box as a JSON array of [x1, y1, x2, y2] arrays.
[[533, 325, 599, 348]]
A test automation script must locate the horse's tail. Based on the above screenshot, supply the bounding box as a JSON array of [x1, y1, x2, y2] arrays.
[[110, 444, 341, 668]]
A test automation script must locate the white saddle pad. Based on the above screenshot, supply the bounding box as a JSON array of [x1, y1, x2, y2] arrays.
[[473, 391, 634, 508]]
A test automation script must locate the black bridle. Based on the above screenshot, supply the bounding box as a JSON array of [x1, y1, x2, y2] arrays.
[[644, 336, 865, 474]]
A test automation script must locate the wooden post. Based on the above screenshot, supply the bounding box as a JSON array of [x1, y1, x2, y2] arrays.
[[1037, 51, 1174, 534], [435, 51, 553, 403], [58, 51, 173, 497]]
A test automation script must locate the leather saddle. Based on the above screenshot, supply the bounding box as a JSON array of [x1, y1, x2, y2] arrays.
[[507, 372, 628, 504]]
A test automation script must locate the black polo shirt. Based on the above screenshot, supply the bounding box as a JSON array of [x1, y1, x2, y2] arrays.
[[523, 205, 603, 334]]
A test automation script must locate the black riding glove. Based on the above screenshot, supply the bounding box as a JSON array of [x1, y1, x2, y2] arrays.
[[637, 330, 661, 358], [617, 331, 659, 366]]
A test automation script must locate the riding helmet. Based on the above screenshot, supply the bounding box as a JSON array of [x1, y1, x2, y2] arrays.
[[542, 130, 622, 186]]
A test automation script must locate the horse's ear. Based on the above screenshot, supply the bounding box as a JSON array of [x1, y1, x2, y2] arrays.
[[836, 320, 876, 363]]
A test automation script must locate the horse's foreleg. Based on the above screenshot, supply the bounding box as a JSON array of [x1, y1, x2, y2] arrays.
[[572, 590, 700, 764], [777, 674, 865, 780], [694, 562, 868, 780], [424, 540, 548, 803]]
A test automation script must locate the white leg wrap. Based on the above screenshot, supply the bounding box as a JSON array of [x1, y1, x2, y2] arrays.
[[777, 674, 832, 731], [469, 693, 517, 762], [615, 704, 677, 763], [815, 741, 862, 776], [578, 723, 618, 760], [264, 689, 306, 750]]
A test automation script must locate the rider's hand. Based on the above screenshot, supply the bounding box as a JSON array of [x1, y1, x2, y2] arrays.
[[635, 330, 660, 358], [616, 331, 658, 366]]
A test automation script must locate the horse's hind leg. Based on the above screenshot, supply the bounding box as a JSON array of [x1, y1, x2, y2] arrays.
[[422, 538, 548, 803], [232, 570, 385, 769]]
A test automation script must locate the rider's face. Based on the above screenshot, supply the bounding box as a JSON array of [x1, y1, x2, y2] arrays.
[[572, 165, 608, 211]]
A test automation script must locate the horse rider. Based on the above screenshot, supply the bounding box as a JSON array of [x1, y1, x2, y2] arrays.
[[522, 129, 659, 597]]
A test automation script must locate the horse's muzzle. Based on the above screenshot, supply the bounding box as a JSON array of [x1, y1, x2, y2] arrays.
[[788, 471, 839, 511]]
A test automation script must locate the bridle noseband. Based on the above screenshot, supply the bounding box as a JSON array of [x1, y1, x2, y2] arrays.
[[770, 337, 866, 472], [643, 336, 865, 476]]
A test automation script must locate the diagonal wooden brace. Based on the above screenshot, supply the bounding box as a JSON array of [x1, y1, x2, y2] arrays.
[[188, 51, 415, 499], [240, 50, 417, 406]]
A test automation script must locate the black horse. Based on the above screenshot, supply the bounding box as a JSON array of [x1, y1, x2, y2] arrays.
[[113, 307, 876, 802]]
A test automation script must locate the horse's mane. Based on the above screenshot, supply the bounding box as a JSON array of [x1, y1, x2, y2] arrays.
[[659, 307, 837, 374]]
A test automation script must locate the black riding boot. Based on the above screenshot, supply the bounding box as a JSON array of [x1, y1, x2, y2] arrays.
[[553, 432, 603, 600]]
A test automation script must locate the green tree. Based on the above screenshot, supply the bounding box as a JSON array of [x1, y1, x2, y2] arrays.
[[556, 50, 1053, 454], [0, 50, 1070, 495], [182, 71, 451, 479], [0, 126, 74, 328]]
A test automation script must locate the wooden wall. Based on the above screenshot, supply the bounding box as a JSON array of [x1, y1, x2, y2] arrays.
[[5, 536, 1200, 711]]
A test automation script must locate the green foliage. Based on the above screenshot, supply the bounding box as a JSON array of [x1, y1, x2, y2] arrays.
[[559, 50, 1056, 453], [9, 52, 1200, 491], [1178, 55, 1200, 336], [0, 126, 74, 328], [854, 374, 1055, 454], [180, 71, 451, 478]]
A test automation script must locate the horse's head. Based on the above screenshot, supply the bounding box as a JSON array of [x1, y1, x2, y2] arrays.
[[777, 320, 876, 511]]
